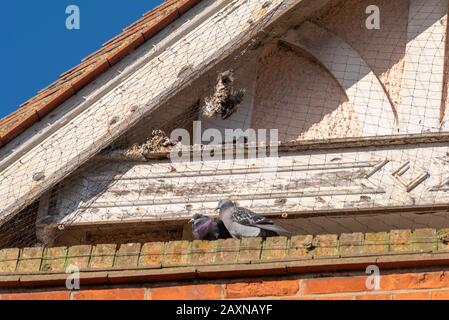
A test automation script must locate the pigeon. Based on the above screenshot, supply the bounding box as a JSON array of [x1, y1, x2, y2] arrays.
[[189, 213, 232, 240], [216, 200, 292, 239]]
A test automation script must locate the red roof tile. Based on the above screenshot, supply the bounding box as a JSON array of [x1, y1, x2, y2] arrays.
[[0, 0, 200, 148]]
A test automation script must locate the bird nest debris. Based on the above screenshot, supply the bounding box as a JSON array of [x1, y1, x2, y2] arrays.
[[126, 130, 178, 160], [202, 70, 246, 120]]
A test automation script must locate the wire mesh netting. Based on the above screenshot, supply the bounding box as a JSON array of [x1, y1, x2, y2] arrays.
[[0, 0, 448, 248]]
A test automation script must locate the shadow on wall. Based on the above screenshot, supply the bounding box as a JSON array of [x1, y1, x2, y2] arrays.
[[313, 0, 411, 110], [253, 46, 362, 141], [252, 0, 448, 141]]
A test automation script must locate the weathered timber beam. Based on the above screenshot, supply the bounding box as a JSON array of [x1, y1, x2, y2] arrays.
[[97, 132, 449, 162]]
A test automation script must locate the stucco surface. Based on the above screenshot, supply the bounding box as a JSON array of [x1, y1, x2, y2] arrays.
[[252, 0, 414, 141], [253, 47, 362, 141], [313, 0, 409, 113]]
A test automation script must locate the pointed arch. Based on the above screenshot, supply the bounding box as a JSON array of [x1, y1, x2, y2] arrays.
[[281, 21, 398, 136]]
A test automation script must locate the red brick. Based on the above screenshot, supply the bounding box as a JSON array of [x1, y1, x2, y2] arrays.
[[393, 292, 430, 300], [313, 295, 355, 300], [141, 10, 179, 40], [1, 108, 39, 144], [106, 46, 130, 66], [356, 294, 391, 300], [70, 60, 109, 92], [225, 280, 299, 299], [73, 288, 145, 300], [431, 290, 449, 300], [35, 86, 75, 118], [0, 291, 69, 300], [106, 35, 144, 66], [150, 284, 222, 300], [381, 271, 449, 291], [177, 0, 200, 15], [301, 276, 367, 295]]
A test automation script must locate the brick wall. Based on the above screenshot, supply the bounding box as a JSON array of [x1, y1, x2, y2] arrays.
[[1, 228, 449, 300], [1, 270, 449, 300]]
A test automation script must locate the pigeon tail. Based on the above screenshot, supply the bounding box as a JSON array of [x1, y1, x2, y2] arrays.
[[255, 224, 292, 237]]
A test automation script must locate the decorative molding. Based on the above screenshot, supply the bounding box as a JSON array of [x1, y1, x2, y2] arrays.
[[391, 161, 430, 192], [40, 141, 449, 227]]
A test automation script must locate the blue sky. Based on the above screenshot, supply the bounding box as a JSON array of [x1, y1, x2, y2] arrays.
[[0, 0, 163, 119]]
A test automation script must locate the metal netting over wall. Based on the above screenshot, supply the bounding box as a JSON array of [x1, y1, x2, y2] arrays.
[[0, 0, 449, 248]]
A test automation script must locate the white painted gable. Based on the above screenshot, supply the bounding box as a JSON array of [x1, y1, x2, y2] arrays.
[[0, 0, 448, 245]]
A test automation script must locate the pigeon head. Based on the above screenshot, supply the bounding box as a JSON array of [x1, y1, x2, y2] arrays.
[[189, 214, 218, 240], [189, 213, 208, 225], [216, 199, 235, 211]]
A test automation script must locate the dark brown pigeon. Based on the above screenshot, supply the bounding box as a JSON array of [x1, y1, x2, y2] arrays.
[[189, 213, 232, 241]]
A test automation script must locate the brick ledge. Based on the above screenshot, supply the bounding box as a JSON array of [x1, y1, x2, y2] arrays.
[[1, 253, 449, 289], [1, 228, 449, 288]]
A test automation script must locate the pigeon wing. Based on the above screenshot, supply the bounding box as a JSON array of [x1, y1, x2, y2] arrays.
[[192, 218, 215, 240], [232, 206, 273, 226], [214, 218, 232, 239]]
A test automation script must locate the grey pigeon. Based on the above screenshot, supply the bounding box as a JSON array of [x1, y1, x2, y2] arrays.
[[216, 200, 292, 239], [189, 213, 232, 240]]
